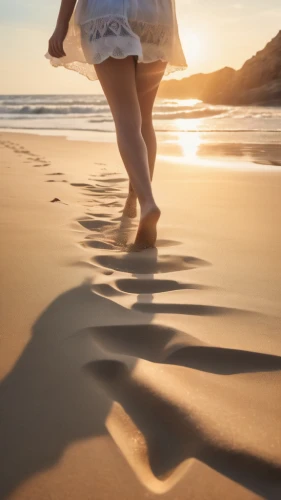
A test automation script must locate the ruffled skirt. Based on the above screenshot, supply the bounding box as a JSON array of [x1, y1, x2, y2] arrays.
[[45, 0, 187, 81]]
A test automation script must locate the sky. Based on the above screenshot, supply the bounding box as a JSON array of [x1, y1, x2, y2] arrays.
[[0, 0, 280, 94]]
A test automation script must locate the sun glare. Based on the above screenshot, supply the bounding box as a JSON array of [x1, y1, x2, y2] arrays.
[[178, 131, 201, 161], [182, 32, 202, 63]]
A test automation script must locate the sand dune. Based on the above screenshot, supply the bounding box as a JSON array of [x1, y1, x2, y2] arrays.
[[0, 132, 281, 500]]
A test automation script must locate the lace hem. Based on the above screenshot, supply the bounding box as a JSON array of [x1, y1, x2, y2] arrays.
[[80, 16, 186, 68], [45, 14, 187, 81]]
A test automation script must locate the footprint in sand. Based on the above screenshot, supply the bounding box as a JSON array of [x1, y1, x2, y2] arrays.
[[101, 201, 123, 208], [92, 275, 210, 302], [71, 183, 93, 188], [33, 163, 50, 167], [95, 177, 127, 184], [46, 180, 67, 183], [82, 240, 117, 250], [112, 278, 208, 295], [99, 185, 121, 191], [85, 192, 126, 201], [91, 171, 118, 178], [93, 253, 209, 275], [85, 186, 120, 194], [77, 219, 116, 231], [85, 212, 110, 218]]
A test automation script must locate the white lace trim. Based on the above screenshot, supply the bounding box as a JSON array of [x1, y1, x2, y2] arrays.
[[81, 16, 173, 44], [45, 15, 187, 81]]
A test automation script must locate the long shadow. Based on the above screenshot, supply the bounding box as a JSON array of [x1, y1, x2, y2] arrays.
[[166, 345, 281, 375], [87, 356, 281, 499], [0, 278, 155, 499], [1, 243, 280, 499], [82, 245, 281, 498], [84, 324, 281, 376]]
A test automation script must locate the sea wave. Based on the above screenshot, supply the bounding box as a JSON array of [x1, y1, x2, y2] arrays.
[[0, 104, 205, 116], [153, 105, 203, 113], [0, 102, 195, 112], [0, 105, 111, 115], [0, 106, 225, 119], [0, 98, 109, 107], [153, 109, 226, 120]]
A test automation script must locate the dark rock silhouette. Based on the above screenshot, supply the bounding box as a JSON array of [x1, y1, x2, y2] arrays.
[[159, 31, 281, 105]]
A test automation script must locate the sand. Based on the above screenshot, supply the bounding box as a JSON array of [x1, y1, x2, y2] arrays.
[[0, 131, 281, 500]]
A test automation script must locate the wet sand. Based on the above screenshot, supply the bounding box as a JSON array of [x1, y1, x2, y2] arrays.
[[0, 132, 281, 500]]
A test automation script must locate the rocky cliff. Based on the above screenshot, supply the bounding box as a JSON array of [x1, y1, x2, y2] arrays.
[[159, 31, 281, 105]]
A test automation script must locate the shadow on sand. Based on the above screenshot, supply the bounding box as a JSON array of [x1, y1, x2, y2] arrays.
[[0, 249, 281, 499]]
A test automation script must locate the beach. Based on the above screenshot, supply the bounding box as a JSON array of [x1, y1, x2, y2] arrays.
[[0, 130, 281, 499]]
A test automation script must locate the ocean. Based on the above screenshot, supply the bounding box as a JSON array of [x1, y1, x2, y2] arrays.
[[0, 94, 280, 167]]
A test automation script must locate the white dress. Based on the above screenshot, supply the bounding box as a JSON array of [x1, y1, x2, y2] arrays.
[[45, 0, 187, 80]]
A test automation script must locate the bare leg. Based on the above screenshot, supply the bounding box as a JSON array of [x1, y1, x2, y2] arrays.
[[124, 60, 167, 218], [94, 56, 160, 249]]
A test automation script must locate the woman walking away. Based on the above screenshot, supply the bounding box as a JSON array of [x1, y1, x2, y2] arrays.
[[46, 0, 187, 250]]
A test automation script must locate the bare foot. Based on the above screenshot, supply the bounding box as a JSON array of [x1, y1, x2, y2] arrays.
[[123, 194, 137, 218], [132, 203, 161, 251]]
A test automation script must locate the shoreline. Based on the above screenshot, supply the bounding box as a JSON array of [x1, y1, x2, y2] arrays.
[[1, 128, 281, 169], [1, 131, 281, 499]]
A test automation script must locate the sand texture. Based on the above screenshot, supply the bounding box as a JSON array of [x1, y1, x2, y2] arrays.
[[0, 132, 281, 500]]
